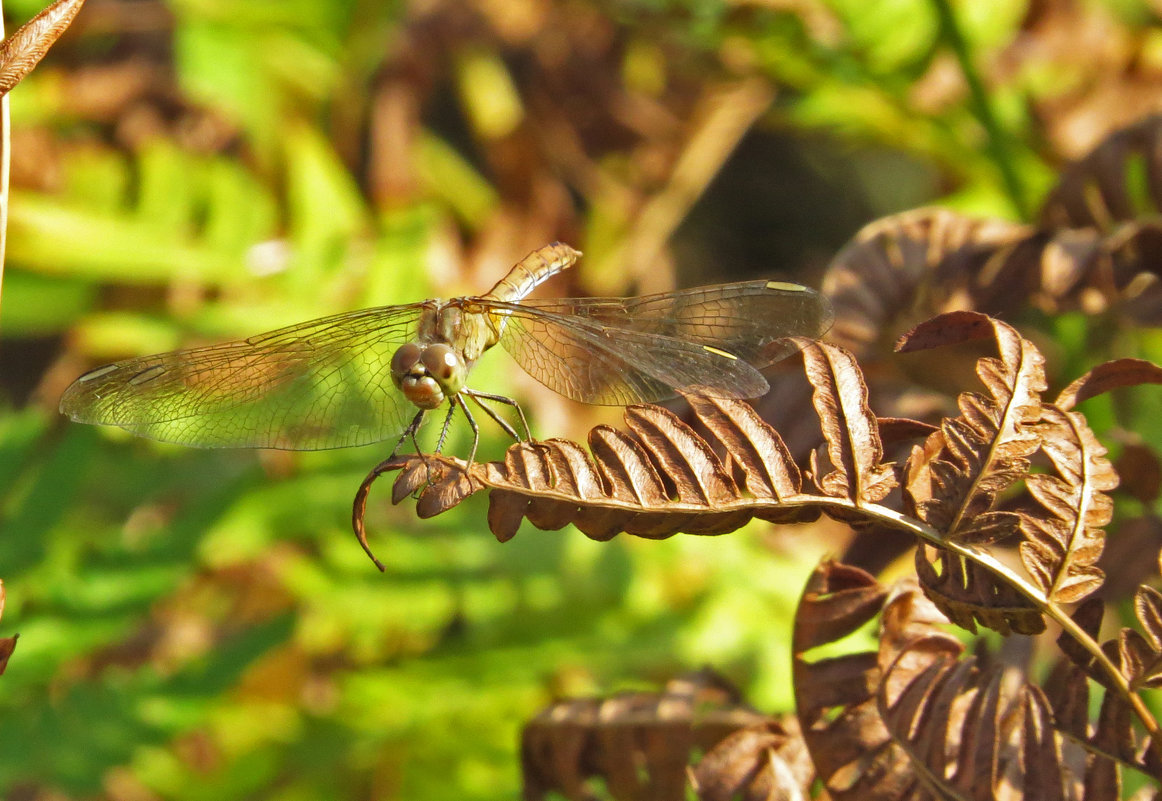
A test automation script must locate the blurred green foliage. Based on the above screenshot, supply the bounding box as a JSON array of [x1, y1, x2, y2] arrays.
[[2, 0, 1160, 798]]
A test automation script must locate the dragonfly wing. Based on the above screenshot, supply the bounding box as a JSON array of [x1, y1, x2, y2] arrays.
[[486, 308, 762, 405], [526, 280, 833, 364], [60, 305, 427, 450], [488, 280, 832, 405]]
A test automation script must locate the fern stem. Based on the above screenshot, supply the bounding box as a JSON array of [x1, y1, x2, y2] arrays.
[[928, 0, 1029, 220]]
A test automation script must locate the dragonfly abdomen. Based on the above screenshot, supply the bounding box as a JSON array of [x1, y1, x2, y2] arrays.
[[482, 242, 580, 303]]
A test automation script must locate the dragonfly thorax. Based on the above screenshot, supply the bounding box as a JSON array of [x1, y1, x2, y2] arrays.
[[390, 341, 469, 410]]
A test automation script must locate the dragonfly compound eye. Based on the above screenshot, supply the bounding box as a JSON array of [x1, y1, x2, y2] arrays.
[[421, 344, 466, 390], [390, 343, 422, 385]]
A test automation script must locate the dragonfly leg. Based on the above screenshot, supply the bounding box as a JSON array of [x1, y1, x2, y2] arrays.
[[463, 391, 521, 443], [452, 393, 482, 466], [406, 402, 456, 488], [399, 407, 442, 491], [433, 402, 457, 454], [462, 389, 530, 441], [388, 409, 426, 460]]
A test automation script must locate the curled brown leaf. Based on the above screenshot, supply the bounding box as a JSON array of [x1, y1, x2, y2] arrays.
[[1040, 113, 1162, 231], [1019, 405, 1116, 604], [1128, 586, 1162, 690], [899, 312, 1044, 524], [823, 208, 1031, 356], [691, 719, 813, 801], [791, 562, 897, 801], [899, 312, 1048, 634], [0, 0, 87, 96], [1055, 357, 1162, 411], [796, 339, 896, 505], [913, 545, 1044, 636], [520, 671, 767, 801]]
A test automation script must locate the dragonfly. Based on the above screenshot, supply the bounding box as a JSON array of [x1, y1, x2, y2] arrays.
[[60, 243, 834, 463]]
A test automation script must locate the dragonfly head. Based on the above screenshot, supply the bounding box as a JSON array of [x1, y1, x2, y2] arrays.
[[390, 342, 468, 409]]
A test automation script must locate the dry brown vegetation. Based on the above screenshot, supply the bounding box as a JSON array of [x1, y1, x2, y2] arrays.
[[359, 116, 1162, 798], [7, 0, 1162, 798]]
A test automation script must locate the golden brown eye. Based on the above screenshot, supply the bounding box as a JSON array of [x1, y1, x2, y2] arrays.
[[421, 344, 457, 381], [390, 343, 421, 376]]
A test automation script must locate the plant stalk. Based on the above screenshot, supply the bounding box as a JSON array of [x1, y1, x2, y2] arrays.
[[929, 0, 1029, 220], [0, 0, 8, 321]]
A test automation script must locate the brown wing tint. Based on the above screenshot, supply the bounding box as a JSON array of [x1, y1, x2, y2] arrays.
[[488, 280, 833, 405]]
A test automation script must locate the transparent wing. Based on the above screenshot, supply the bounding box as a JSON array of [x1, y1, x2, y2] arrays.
[[59, 304, 428, 450], [488, 280, 833, 405]]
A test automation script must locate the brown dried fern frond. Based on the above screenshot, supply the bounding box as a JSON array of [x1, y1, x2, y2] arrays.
[[1019, 405, 1116, 605], [357, 313, 1150, 641], [356, 312, 1162, 771], [1045, 579, 1162, 781], [353, 337, 896, 568], [791, 563, 1075, 801], [1040, 113, 1162, 231], [516, 559, 1162, 800], [793, 565, 1162, 799], [689, 717, 813, 801], [898, 312, 1048, 636], [899, 311, 1046, 545], [823, 116, 1162, 374], [876, 641, 1070, 799], [349, 323, 954, 647], [520, 670, 773, 801]]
